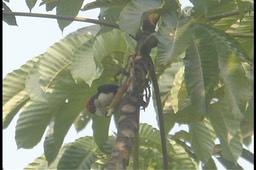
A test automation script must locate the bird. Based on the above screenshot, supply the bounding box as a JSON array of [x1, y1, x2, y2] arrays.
[[86, 84, 119, 116]]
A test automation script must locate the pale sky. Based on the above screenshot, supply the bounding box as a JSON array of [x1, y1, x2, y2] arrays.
[[3, 1, 253, 170]]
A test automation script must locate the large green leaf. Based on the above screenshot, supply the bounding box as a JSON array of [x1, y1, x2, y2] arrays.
[[156, 12, 193, 65], [25, 65, 48, 103], [82, 0, 129, 11], [15, 100, 62, 149], [240, 97, 253, 146], [91, 115, 112, 152], [3, 2, 17, 26], [225, 12, 254, 59], [56, 0, 84, 31], [152, 61, 183, 133], [218, 51, 251, 117], [44, 75, 92, 164], [92, 29, 135, 80], [184, 24, 219, 115], [190, 0, 236, 17], [73, 109, 92, 133], [208, 101, 243, 162], [205, 24, 252, 65], [71, 38, 101, 86], [173, 104, 204, 124], [3, 57, 39, 128], [39, 34, 92, 90], [39, 0, 58, 11], [57, 137, 101, 169], [119, 0, 163, 35], [139, 124, 199, 169], [189, 119, 216, 163]]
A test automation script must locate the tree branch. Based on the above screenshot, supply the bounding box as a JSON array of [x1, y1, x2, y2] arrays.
[[3, 11, 119, 29], [208, 9, 251, 21]]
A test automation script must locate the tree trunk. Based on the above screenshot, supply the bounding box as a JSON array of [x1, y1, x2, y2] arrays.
[[106, 13, 160, 170]]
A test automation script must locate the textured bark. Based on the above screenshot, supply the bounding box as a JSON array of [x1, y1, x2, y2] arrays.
[[106, 12, 160, 170], [106, 52, 150, 170]]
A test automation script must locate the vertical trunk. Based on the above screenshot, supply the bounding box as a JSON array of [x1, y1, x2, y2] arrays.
[[106, 12, 160, 170], [106, 53, 150, 170]]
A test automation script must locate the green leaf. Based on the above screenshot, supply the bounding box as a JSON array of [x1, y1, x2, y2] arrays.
[[202, 157, 218, 170], [39, 0, 58, 11], [173, 105, 204, 124], [26, 0, 37, 12], [91, 115, 112, 152], [156, 12, 193, 65], [57, 137, 100, 169], [3, 2, 18, 26], [71, 38, 101, 86], [3, 57, 39, 128], [189, 119, 216, 163], [56, 0, 84, 31], [139, 124, 199, 169], [82, 0, 129, 11], [213, 38, 252, 118], [225, 12, 254, 59], [236, 0, 254, 20], [39, 34, 91, 89], [24, 155, 48, 170], [205, 24, 252, 65], [241, 97, 253, 146], [184, 24, 219, 115], [153, 62, 183, 133], [216, 156, 243, 170], [208, 101, 243, 162], [241, 148, 254, 164], [119, 0, 163, 35], [25, 65, 48, 103], [92, 29, 135, 81], [73, 109, 92, 133], [15, 100, 60, 149], [171, 130, 191, 143], [44, 79, 91, 164]]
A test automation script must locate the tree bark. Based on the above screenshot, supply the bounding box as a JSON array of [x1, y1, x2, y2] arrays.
[[106, 12, 160, 170]]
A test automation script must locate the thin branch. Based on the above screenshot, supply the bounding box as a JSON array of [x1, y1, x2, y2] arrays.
[[225, 32, 254, 38], [208, 9, 251, 21], [3, 11, 119, 29]]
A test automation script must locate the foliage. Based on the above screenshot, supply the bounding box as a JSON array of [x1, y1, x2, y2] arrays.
[[3, 0, 253, 169]]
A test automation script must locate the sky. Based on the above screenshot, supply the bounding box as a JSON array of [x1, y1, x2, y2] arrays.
[[3, 1, 253, 170]]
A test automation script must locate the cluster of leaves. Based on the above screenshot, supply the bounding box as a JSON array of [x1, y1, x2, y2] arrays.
[[3, 0, 253, 169]]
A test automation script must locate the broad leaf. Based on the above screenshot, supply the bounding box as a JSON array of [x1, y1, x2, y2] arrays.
[[184, 24, 219, 115], [39, 34, 92, 90], [15, 100, 61, 149], [173, 104, 204, 124], [57, 137, 101, 169], [71, 38, 100, 86], [157, 12, 193, 65], [119, 0, 163, 35], [39, 0, 58, 11], [25, 65, 47, 103], [208, 101, 243, 162], [92, 29, 135, 80], [3, 57, 39, 128], [91, 115, 112, 152], [205, 25, 252, 65], [82, 0, 129, 11], [189, 119, 216, 163], [44, 78, 91, 164], [73, 109, 92, 133], [56, 0, 84, 31], [153, 62, 183, 133]]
